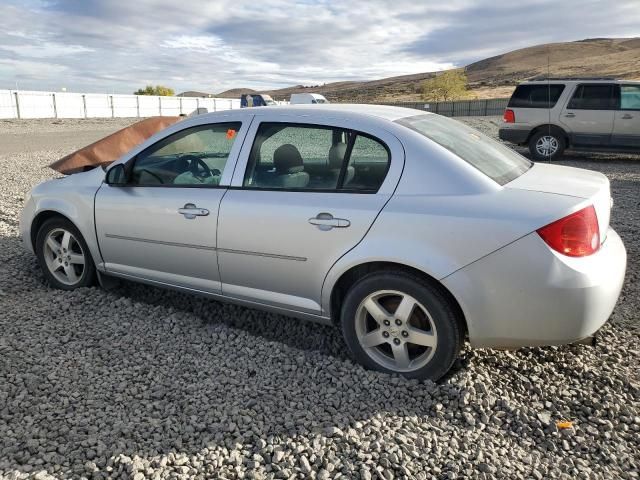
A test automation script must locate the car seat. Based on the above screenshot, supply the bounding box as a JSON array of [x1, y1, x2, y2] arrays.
[[264, 144, 309, 188], [328, 143, 354, 186]]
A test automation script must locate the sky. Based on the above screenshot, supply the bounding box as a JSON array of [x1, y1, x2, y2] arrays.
[[0, 0, 638, 95]]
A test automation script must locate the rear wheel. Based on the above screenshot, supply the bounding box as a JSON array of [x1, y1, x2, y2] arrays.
[[340, 271, 463, 380], [35, 217, 96, 290], [528, 129, 565, 161]]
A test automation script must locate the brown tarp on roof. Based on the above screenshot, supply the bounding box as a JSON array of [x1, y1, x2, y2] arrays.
[[49, 116, 182, 175]]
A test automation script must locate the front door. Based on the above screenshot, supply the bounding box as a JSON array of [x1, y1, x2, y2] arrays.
[[217, 119, 404, 315], [613, 84, 640, 148], [559, 83, 617, 146], [95, 120, 247, 292]]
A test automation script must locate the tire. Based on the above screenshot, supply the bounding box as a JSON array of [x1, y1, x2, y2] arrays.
[[528, 129, 566, 161], [340, 271, 464, 381], [35, 217, 96, 290]]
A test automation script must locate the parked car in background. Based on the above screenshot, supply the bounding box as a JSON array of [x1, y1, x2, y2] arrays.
[[290, 93, 329, 104], [240, 93, 275, 107], [500, 78, 640, 160], [21, 105, 626, 380]]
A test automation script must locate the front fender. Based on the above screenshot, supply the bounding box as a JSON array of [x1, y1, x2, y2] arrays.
[[21, 169, 104, 267]]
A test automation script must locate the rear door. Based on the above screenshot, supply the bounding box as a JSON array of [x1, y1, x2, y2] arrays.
[[559, 83, 617, 146], [95, 118, 249, 293], [613, 84, 640, 148], [216, 116, 404, 315]]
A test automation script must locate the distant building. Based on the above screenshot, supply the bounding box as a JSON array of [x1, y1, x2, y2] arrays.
[[177, 91, 213, 98]]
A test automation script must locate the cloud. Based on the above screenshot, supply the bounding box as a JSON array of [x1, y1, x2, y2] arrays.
[[0, 0, 638, 94]]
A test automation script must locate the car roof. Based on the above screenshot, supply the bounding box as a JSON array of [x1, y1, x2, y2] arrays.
[[198, 104, 427, 122]]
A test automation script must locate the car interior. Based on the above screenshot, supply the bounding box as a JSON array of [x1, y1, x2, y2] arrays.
[[244, 124, 389, 191], [130, 123, 240, 186]]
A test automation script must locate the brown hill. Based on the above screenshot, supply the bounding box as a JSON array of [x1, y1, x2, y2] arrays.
[[217, 38, 640, 102]]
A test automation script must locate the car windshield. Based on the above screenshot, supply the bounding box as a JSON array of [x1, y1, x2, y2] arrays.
[[396, 114, 532, 185]]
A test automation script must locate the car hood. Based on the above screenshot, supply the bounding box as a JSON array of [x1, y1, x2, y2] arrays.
[[49, 116, 182, 175]]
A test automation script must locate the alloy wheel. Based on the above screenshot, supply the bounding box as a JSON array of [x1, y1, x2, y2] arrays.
[[535, 135, 559, 157], [43, 228, 86, 286], [355, 290, 438, 373]]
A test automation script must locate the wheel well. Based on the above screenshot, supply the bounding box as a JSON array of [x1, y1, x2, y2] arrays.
[[329, 261, 467, 335], [528, 124, 569, 147], [30, 211, 71, 250]]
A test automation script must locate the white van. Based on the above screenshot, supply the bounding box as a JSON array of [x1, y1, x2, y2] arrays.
[[289, 93, 329, 104]]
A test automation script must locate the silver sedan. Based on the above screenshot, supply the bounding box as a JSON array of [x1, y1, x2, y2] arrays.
[[20, 105, 627, 380]]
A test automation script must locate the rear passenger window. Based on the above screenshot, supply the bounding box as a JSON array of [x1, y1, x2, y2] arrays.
[[620, 85, 640, 110], [243, 123, 390, 192], [508, 84, 565, 108], [341, 135, 390, 191], [567, 84, 617, 110]]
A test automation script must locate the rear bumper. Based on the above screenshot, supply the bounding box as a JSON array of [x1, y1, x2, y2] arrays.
[[442, 228, 626, 349], [499, 127, 530, 144]]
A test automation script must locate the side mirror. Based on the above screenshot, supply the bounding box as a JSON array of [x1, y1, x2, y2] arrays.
[[105, 164, 128, 186]]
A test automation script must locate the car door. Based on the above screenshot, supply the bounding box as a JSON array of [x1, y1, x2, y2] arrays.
[[612, 84, 640, 148], [94, 117, 250, 293], [559, 83, 617, 146], [216, 116, 404, 315]]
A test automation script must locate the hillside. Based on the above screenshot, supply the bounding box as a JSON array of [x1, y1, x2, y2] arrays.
[[216, 38, 640, 102]]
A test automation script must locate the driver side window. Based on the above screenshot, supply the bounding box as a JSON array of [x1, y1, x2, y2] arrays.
[[131, 122, 241, 187]]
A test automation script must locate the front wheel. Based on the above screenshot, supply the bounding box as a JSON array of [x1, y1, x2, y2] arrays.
[[340, 272, 464, 381], [528, 130, 565, 161], [35, 217, 96, 290]]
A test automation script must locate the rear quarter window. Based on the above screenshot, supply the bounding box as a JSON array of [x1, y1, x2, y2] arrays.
[[396, 114, 531, 186], [508, 84, 565, 108]]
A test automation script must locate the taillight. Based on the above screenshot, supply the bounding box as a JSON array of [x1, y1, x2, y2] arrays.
[[537, 206, 600, 257], [503, 109, 515, 123]]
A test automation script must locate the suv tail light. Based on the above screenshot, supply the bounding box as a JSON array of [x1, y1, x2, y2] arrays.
[[503, 109, 515, 123], [537, 206, 600, 257]]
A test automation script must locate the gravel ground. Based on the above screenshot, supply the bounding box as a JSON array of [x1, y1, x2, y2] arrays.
[[0, 117, 639, 480]]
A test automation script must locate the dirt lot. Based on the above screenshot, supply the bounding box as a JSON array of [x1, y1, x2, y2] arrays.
[[0, 117, 638, 480]]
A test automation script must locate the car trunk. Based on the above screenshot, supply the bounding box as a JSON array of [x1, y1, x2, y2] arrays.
[[505, 163, 611, 241]]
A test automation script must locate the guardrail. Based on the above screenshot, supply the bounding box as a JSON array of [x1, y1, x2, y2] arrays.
[[0, 90, 240, 119], [379, 98, 510, 117]]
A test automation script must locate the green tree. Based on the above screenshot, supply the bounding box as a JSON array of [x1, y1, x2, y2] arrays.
[[421, 70, 468, 102], [134, 85, 175, 96]]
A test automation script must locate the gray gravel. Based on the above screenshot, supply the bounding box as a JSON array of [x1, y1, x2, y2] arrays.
[[1, 117, 639, 480]]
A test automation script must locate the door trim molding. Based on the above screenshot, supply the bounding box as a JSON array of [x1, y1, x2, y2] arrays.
[[105, 233, 216, 251], [217, 248, 307, 262], [104, 233, 306, 261]]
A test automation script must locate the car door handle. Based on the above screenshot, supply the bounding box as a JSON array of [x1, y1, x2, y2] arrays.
[[621, 114, 634, 119], [178, 203, 209, 219], [564, 113, 575, 118], [308, 213, 350, 230]]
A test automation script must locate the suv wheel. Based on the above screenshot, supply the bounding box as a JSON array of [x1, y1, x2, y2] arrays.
[[528, 129, 565, 161], [35, 217, 96, 290], [340, 271, 463, 381]]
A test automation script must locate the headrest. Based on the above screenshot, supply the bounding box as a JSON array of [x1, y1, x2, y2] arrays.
[[274, 144, 304, 174], [328, 143, 347, 169]]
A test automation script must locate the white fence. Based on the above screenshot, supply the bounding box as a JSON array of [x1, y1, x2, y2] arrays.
[[0, 90, 240, 119]]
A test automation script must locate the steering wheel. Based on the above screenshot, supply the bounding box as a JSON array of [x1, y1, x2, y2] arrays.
[[180, 155, 220, 179]]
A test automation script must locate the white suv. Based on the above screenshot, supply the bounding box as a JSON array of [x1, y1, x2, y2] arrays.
[[499, 79, 640, 160]]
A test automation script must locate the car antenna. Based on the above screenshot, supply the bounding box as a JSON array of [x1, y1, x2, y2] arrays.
[[547, 52, 552, 163]]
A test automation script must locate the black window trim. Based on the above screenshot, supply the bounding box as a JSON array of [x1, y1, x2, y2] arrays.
[[117, 121, 243, 189], [239, 120, 392, 194], [567, 83, 620, 111]]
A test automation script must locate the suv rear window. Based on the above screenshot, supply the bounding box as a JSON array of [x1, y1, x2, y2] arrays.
[[396, 114, 531, 186], [508, 84, 565, 108]]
